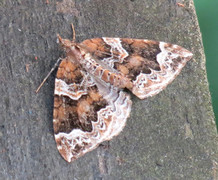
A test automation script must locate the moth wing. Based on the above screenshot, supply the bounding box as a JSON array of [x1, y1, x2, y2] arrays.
[[53, 57, 132, 162], [80, 38, 193, 99]]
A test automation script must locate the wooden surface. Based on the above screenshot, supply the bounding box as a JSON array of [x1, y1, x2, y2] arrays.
[[0, 0, 217, 179]]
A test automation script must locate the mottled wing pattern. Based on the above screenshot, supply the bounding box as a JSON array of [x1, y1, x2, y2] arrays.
[[81, 38, 193, 99], [53, 57, 132, 162]]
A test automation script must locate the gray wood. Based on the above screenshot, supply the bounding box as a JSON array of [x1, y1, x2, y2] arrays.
[[0, 0, 217, 179]]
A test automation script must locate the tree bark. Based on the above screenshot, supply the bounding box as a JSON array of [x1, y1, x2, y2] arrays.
[[0, 0, 217, 179]]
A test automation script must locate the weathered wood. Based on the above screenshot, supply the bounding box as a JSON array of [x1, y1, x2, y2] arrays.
[[0, 0, 217, 179]]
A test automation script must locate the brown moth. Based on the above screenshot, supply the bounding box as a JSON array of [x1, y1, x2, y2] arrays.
[[51, 25, 193, 162]]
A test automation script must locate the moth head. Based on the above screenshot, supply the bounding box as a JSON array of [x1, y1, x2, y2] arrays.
[[57, 34, 76, 50], [57, 34, 83, 61]]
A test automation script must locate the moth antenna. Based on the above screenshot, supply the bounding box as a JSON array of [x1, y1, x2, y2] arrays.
[[71, 24, 76, 42], [57, 34, 62, 43], [35, 58, 62, 93]]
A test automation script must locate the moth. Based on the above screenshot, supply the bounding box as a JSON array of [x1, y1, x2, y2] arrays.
[[51, 25, 193, 162]]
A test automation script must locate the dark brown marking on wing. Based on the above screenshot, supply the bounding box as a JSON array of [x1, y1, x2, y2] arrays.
[[116, 39, 162, 81], [53, 86, 108, 135]]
